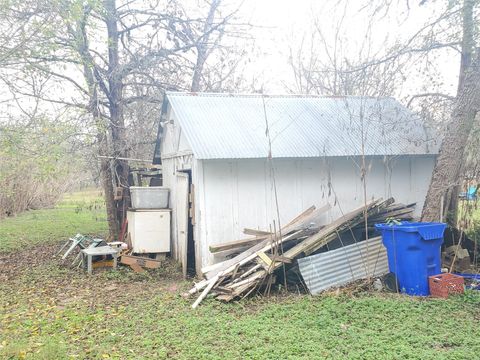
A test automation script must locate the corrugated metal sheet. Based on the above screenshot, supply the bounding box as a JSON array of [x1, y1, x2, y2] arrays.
[[297, 236, 389, 295], [166, 92, 438, 160]]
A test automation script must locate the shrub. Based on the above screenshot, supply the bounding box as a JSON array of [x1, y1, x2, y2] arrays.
[[0, 116, 87, 217]]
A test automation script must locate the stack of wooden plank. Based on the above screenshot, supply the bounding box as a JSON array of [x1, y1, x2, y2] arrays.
[[186, 198, 415, 308]]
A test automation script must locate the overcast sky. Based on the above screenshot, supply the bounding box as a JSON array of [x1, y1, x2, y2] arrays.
[[238, 0, 459, 96]]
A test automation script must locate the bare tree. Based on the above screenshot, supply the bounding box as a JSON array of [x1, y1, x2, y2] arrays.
[[0, 0, 246, 238]]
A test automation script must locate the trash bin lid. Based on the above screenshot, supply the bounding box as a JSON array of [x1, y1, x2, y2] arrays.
[[374, 222, 446, 240]]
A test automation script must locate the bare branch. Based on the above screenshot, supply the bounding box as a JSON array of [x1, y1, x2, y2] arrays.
[[407, 92, 456, 107]]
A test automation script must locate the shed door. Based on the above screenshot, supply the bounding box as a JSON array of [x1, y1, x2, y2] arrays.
[[175, 173, 189, 278]]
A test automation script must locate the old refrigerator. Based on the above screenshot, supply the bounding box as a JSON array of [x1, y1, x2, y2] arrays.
[[127, 209, 171, 253]]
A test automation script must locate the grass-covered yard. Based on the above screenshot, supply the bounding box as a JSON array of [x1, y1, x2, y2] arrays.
[[0, 189, 108, 252], [1, 191, 479, 359]]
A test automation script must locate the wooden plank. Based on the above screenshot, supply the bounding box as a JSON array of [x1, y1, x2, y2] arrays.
[[232, 264, 262, 283], [382, 202, 416, 211], [369, 208, 414, 219], [208, 245, 252, 258], [283, 205, 316, 228], [129, 263, 145, 273], [187, 279, 209, 296], [209, 236, 267, 253], [243, 228, 272, 236], [271, 255, 292, 264], [256, 252, 282, 271], [192, 274, 220, 309], [231, 263, 241, 279], [226, 269, 266, 290], [215, 286, 233, 294], [92, 260, 114, 269], [378, 206, 414, 215], [120, 255, 161, 269], [211, 228, 304, 281], [216, 294, 234, 302], [256, 251, 272, 267]]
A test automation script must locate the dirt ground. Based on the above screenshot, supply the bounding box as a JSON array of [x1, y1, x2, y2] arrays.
[[0, 242, 188, 308]]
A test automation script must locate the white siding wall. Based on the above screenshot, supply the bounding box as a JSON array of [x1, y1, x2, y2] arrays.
[[195, 156, 436, 268], [160, 111, 436, 272]]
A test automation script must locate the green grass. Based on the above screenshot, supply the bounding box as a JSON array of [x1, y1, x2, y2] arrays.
[[0, 189, 108, 252], [1, 272, 479, 360], [1, 191, 479, 359]]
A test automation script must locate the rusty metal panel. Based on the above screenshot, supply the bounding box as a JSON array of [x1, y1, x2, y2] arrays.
[[297, 236, 389, 295], [165, 92, 438, 160]]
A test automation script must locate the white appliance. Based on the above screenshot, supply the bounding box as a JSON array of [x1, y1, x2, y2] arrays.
[[127, 209, 171, 253]]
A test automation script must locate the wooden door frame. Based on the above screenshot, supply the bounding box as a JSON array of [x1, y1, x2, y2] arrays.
[[175, 172, 189, 278]]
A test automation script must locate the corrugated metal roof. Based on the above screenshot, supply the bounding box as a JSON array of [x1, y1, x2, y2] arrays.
[[297, 236, 389, 295], [166, 92, 438, 160]]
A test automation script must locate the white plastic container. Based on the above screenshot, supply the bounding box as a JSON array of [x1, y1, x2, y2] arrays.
[[130, 186, 169, 209]]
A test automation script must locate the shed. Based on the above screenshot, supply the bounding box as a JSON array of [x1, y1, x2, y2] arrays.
[[153, 92, 438, 277]]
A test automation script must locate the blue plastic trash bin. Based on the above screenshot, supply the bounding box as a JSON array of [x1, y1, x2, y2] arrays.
[[375, 222, 446, 296]]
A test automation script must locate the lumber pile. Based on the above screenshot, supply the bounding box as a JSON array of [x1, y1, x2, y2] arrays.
[[187, 198, 415, 308]]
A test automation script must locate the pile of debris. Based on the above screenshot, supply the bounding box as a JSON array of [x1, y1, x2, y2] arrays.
[[442, 226, 478, 273], [57, 234, 163, 274], [186, 198, 416, 308]]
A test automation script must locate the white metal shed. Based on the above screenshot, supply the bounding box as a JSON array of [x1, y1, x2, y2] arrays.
[[153, 92, 438, 276]]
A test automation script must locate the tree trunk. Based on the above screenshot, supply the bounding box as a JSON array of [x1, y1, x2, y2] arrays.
[[94, 103, 117, 238], [74, 5, 119, 239], [105, 0, 128, 173], [91, 92, 118, 238], [457, 0, 474, 94], [99, 135, 118, 239], [104, 0, 129, 232], [190, 0, 221, 91], [421, 53, 480, 222], [444, 0, 475, 225]]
